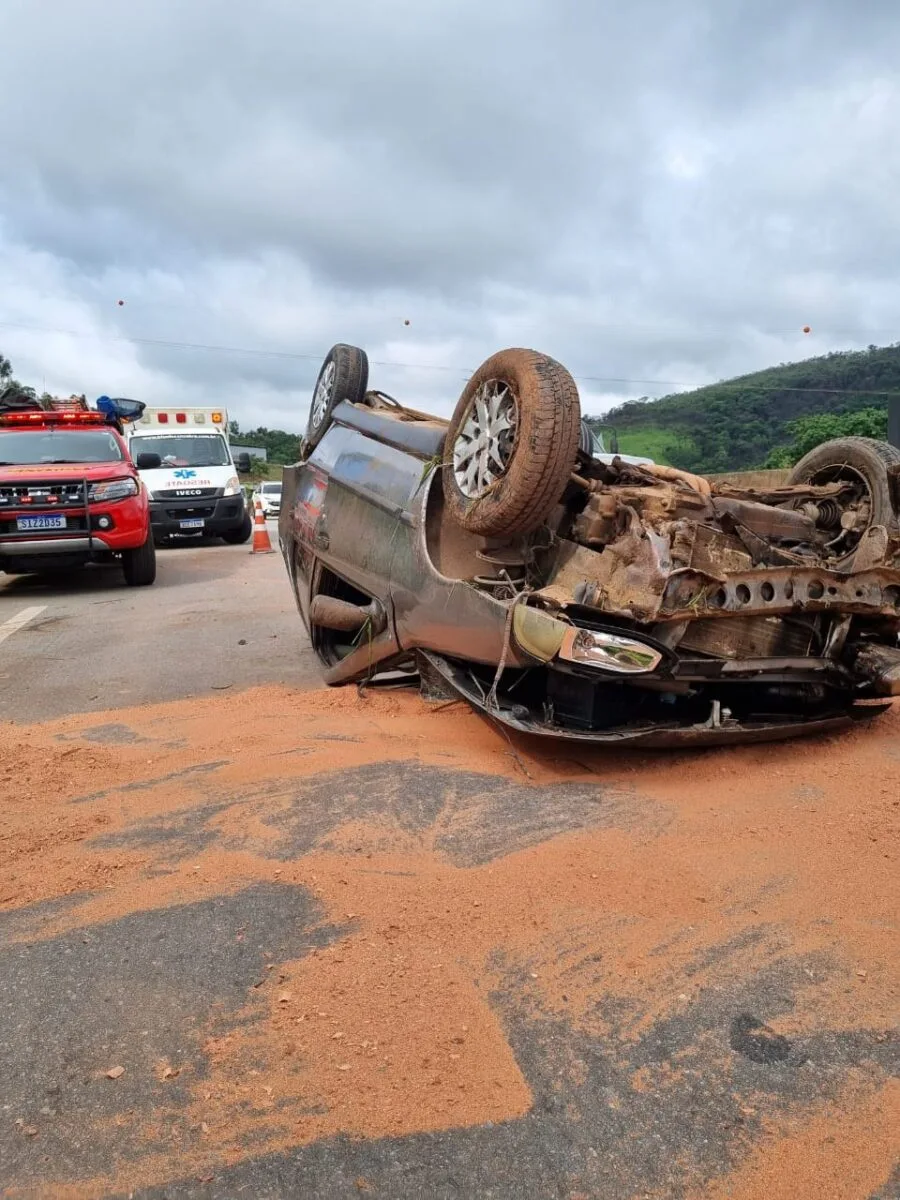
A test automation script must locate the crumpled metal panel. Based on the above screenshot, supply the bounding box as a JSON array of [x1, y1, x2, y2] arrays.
[[417, 651, 889, 747], [537, 526, 900, 624]]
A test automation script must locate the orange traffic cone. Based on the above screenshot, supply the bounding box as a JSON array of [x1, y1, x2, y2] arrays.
[[250, 497, 275, 554]]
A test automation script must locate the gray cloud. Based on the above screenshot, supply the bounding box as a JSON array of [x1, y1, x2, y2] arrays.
[[1, 0, 898, 430]]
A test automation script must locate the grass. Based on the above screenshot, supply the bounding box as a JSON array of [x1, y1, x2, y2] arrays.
[[609, 427, 696, 466], [245, 463, 287, 483]]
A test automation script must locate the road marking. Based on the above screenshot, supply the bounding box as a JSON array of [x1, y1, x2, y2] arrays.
[[0, 605, 48, 646]]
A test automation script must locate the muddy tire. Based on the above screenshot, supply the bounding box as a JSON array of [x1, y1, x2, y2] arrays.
[[122, 531, 157, 586], [442, 348, 581, 537], [787, 436, 900, 563], [306, 344, 368, 450]]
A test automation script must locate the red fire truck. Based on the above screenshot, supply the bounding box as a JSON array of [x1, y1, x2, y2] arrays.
[[0, 407, 157, 586]]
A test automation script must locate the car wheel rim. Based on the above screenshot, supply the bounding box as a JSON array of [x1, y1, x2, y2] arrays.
[[311, 361, 335, 428], [452, 379, 519, 499]]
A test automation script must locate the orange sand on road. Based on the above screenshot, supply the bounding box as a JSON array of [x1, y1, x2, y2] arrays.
[[0, 686, 897, 1197]]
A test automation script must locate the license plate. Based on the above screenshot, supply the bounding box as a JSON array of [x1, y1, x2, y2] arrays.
[[16, 514, 66, 532], [180, 518, 205, 529]]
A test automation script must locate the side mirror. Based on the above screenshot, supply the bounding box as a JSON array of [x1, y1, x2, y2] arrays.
[[235, 452, 251, 473], [135, 452, 162, 470]]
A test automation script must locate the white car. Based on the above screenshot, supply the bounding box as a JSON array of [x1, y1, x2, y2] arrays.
[[253, 481, 282, 517]]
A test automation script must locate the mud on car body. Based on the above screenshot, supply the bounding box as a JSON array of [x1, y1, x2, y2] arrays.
[[279, 344, 900, 746]]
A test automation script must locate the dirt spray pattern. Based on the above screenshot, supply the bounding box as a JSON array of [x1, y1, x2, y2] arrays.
[[0, 687, 897, 1198]]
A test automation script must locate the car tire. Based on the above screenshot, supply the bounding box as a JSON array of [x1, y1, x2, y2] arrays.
[[306, 344, 369, 450], [122, 531, 157, 586], [787, 436, 900, 564], [442, 348, 581, 537], [223, 511, 253, 544]]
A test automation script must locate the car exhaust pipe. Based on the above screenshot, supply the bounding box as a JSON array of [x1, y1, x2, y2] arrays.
[[309, 594, 387, 635], [850, 642, 900, 696]]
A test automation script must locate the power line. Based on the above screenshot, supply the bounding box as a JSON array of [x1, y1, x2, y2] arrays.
[[0, 320, 467, 372], [2, 318, 900, 397], [13, 295, 900, 340]]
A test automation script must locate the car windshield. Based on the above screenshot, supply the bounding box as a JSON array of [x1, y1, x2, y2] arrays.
[[0, 429, 125, 465], [131, 434, 230, 467], [262, 483, 282, 495]]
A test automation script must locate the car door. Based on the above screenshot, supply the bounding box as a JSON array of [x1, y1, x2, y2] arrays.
[[281, 459, 328, 629], [284, 421, 424, 636], [313, 423, 420, 587]]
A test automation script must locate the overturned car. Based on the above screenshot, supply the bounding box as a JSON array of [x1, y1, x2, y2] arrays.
[[279, 345, 900, 746]]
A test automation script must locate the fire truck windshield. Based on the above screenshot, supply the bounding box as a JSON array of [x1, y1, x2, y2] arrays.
[[0, 429, 125, 465]]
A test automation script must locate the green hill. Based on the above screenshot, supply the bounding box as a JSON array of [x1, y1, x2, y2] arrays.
[[585, 343, 900, 473]]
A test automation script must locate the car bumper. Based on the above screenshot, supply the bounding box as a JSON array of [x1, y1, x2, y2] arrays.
[[0, 495, 149, 566], [149, 496, 246, 535], [0, 535, 131, 573], [417, 651, 892, 747]]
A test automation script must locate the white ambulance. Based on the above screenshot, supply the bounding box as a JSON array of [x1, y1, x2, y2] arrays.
[[127, 406, 253, 544]]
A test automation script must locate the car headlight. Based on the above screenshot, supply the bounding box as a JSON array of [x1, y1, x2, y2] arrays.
[[512, 606, 663, 674], [559, 627, 663, 674], [88, 477, 139, 503], [223, 476, 241, 496], [512, 605, 569, 661]]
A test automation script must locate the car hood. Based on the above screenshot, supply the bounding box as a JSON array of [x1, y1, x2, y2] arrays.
[[0, 462, 136, 482]]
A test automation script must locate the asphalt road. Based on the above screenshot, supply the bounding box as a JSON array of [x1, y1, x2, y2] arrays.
[[0, 533, 897, 1199], [0, 524, 320, 721]]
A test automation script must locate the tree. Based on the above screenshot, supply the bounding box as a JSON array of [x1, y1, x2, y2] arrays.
[[596, 343, 900, 473], [232, 425, 302, 465], [0, 352, 36, 401], [763, 408, 889, 467]]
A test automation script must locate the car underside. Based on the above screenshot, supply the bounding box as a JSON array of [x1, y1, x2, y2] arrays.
[[280, 344, 900, 746]]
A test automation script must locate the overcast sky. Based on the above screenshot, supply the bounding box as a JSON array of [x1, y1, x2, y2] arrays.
[[1, 0, 898, 431]]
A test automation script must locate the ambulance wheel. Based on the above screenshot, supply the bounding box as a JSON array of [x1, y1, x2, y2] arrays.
[[223, 512, 253, 544]]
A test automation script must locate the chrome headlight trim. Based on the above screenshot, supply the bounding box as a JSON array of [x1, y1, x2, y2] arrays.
[[558, 627, 664, 674]]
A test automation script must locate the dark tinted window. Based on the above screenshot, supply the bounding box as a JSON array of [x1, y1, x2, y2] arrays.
[[0, 429, 124, 464]]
